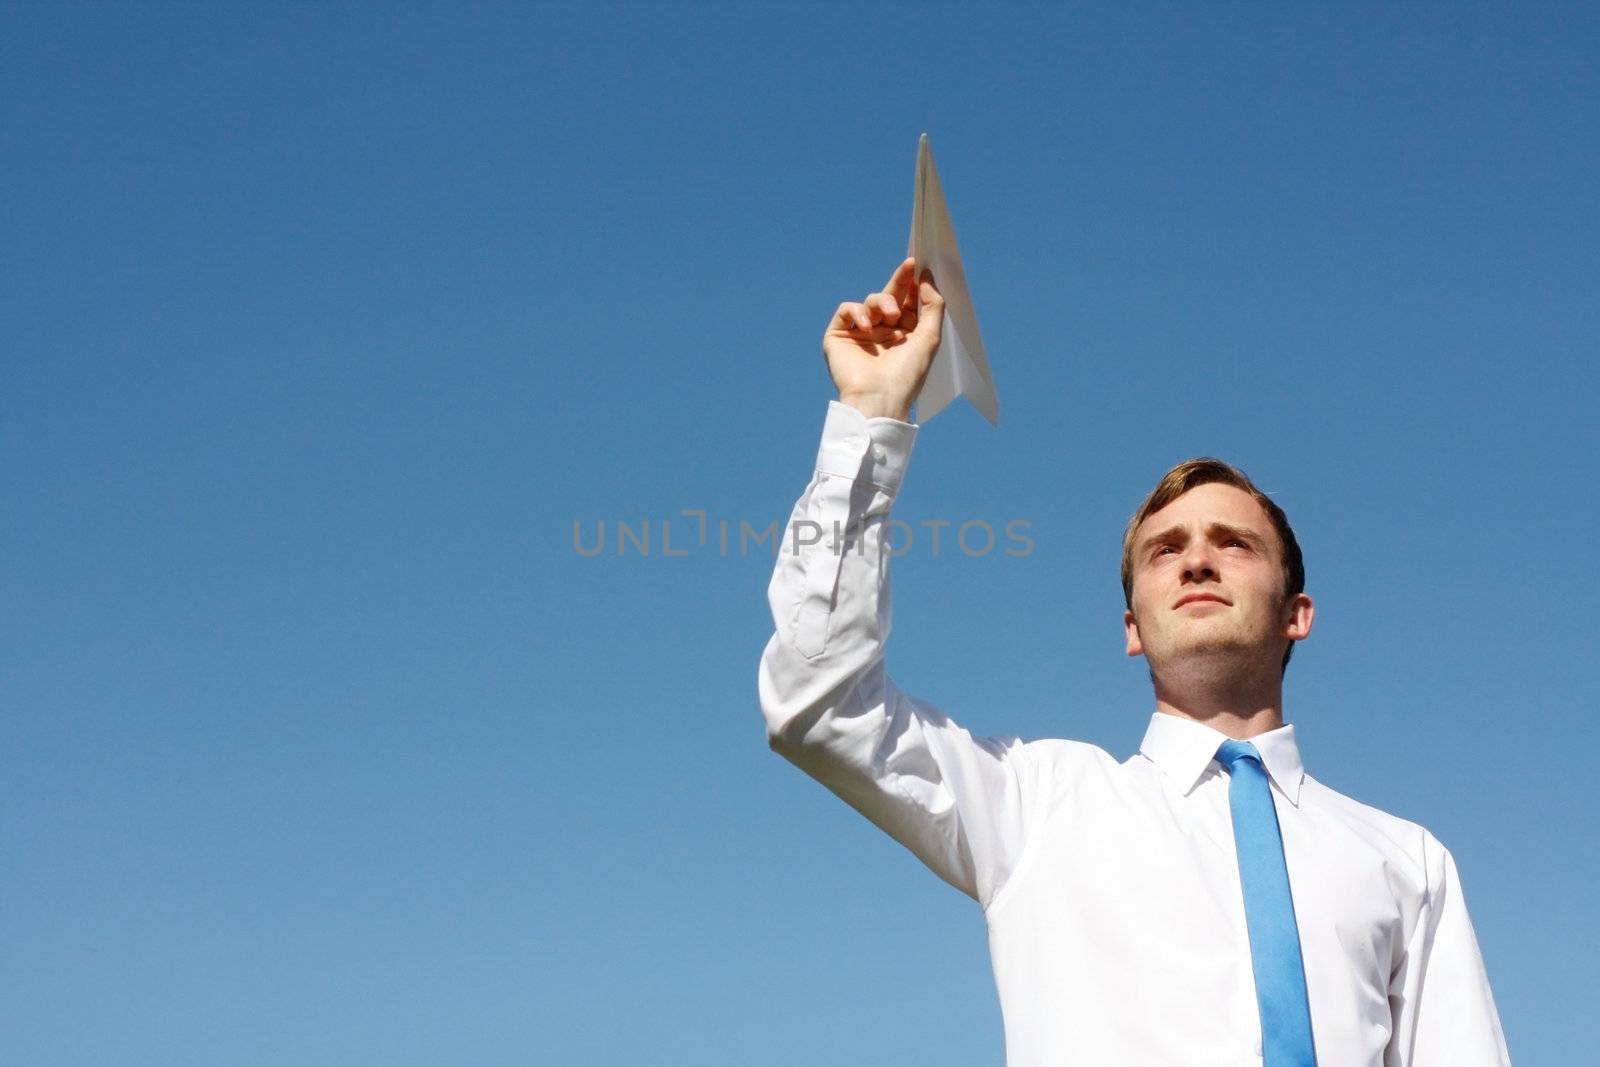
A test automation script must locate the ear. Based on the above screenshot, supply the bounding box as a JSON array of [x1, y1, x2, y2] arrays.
[[1124, 609, 1144, 657], [1283, 593, 1314, 643]]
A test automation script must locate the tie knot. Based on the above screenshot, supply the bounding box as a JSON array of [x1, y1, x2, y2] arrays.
[[1215, 738, 1263, 773]]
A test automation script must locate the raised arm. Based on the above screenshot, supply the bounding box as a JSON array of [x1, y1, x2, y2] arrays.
[[757, 261, 1036, 907]]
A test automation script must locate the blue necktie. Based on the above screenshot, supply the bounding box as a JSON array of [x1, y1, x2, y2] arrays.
[[1215, 739, 1317, 1066]]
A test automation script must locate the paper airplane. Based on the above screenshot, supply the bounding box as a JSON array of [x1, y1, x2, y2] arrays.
[[908, 133, 999, 426]]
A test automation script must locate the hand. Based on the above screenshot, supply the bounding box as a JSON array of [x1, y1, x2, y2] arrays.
[[822, 257, 944, 421]]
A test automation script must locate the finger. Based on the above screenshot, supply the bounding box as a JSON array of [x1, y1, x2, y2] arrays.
[[881, 256, 916, 304], [867, 291, 901, 324], [917, 270, 944, 317], [853, 325, 908, 343], [862, 294, 889, 326], [832, 322, 907, 343], [833, 301, 873, 332], [911, 270, 944, 342]]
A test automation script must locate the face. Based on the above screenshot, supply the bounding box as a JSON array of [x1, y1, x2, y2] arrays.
[[1123, 483, 1313, 672]]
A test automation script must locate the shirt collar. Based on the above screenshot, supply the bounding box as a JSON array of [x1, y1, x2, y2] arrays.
[[1138, 711, 1306, 806]]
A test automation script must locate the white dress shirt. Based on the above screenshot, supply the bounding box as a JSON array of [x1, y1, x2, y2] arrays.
[[758, 402, 1511, 1067]]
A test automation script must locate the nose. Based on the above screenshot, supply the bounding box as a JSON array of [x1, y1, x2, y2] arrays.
[[1181, 540, 1218, 584]]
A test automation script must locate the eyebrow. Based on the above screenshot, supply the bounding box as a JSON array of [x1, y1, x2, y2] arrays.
[[1138, 522, 1268, 555]]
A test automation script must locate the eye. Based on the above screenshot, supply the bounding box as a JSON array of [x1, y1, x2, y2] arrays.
[[1154, 545, 1177, 557]]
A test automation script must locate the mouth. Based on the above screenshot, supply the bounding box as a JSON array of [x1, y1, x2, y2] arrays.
[[1174, 593, 1229, 609]]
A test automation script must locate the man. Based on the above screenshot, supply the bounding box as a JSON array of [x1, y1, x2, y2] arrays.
[[757, 258, 1511, 1065]]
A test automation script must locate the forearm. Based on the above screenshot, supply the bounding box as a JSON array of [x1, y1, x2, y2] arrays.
[[756, 402, 1035, 905], [759, 401, 915, 746]]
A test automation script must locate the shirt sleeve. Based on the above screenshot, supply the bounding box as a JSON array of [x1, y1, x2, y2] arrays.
[[1385, 832, 1512, 1066], [757, 401, 1033, 907]]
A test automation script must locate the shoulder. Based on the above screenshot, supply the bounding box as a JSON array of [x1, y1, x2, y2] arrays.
[[1302, 773, 1425, 833], [1301, 773, 1438, 845], [1299, 774, 1452, 886], [1016, 736, 1122, 788]]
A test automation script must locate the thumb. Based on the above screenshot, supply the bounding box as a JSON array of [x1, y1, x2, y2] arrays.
[[911, 270, 945, 343]]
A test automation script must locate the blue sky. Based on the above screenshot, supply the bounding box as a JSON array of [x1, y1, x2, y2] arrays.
[[3, 4, 1595, 1063]]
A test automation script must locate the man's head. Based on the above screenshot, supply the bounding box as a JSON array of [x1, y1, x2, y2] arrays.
[[1121, 459, 1311, 677]]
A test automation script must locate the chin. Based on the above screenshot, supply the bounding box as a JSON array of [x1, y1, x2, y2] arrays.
[[1153, 635, 1257, 666]]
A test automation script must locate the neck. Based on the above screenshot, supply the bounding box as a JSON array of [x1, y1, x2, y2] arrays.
[[1149, 654, 1285, 739]]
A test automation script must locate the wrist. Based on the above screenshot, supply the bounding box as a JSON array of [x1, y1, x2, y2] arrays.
[[838, 391, 912, 422]]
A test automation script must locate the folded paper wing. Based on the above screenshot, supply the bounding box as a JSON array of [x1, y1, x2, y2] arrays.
[[908, 134, 999, 426]]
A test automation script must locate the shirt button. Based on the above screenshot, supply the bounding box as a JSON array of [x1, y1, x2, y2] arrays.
[[1254, 1038, 1263, 1057], [873, 449, 886, 463]]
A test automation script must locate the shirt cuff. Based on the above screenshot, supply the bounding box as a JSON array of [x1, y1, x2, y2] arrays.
[[813, 400, 918, 496]]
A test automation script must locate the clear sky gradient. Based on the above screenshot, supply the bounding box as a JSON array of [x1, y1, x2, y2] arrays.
[[3, 4, 1595, 1064]]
